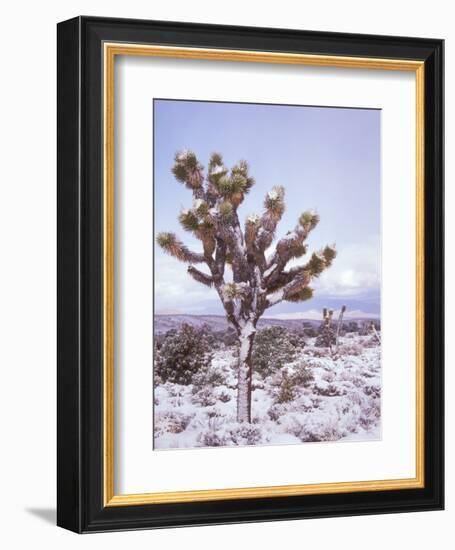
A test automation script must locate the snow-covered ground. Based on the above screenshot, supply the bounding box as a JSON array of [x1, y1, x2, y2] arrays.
[[154, 334, 381, 450]]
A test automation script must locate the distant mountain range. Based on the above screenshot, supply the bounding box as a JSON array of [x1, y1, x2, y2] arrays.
[[154, 313, 378, 334]]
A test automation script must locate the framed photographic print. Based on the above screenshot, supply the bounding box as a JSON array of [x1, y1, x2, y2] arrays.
[[57, 16, 444, 533]]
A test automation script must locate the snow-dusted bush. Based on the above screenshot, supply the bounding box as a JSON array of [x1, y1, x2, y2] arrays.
[[154, 410, 194, 436], [252, 326, 303, 377], [358, 320, 380, 336], [228, 424, 262, 445], [198, 420, 263, 447], [192, 363, 227, 390], [198, 429, 229, 447], [275, 371, 296, 403], [191, 386, 217, 407], [292, 362, 315, 386], [346, 320, 359, 333], [315, 323, 336, 348], [313, 378, 345, 396], [304, 346, 331, 358], [267, 402, 288, 421], [284, 412, 345, 442], [337, 341, 363, 356], [267, 363, 314, 404], [359, 398, 381, 429], [155, 323, 213, 384], [362, 335, 380, 348], [302, 322, 318, 338], [219, 327, 238, 347], [217, 390, 232, 403]]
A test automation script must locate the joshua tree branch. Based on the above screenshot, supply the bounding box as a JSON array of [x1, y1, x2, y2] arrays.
[[156, 232, 205, 264], [256, 186, 285, 253], [265, 270, 312, 308], [187, 266, 215, 287], [264, 212, 319, 286]]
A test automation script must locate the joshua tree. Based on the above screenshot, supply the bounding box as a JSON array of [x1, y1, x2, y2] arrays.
[[316, 307, 336, 350], [157, 150, 336, 422]]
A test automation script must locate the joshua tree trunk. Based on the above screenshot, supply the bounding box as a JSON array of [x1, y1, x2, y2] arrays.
[[370, 321, 381, 344], [236, 322, 256, 423], [335, 305, 347, 351], [157, 150, 337, 423]]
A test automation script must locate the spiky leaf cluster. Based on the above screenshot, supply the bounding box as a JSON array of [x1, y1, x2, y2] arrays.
[[264, 186, 285, 218], [156, 232, 204, 264], [222, 282, 248, 301], [286, 286, 313, 303], [172, 149, 204, 189], [218, 200, 234, 217], [299, 210, 320, 230], [178, 209, 199, 232], [207, 152, 228, 186]]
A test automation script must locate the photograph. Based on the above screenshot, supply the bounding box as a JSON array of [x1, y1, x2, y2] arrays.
[[153, 99, 382, 450]]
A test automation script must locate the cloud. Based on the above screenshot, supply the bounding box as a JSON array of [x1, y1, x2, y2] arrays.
[[311, 239, 380, 298], [155, 239, 380, 313], [155, 253, 219, 311]]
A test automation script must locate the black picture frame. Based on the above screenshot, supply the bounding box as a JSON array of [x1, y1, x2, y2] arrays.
[[57, 16, 444, 533]]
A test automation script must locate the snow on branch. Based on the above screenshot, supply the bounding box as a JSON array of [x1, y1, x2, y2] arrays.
[[172, 149, 204, 193], [264, 210, 321, 286], [265, 245, 336, 307]]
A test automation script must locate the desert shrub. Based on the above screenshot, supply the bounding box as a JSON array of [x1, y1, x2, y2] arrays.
[[198, 323, 218, 346], [313, 379, 345, 396], [302, 322, 318, 338], [155, 323, 213, 384], [217, 390, 232, 403], [338, 342, 363, 356], [163, 383, 186, 398], [228, 424, 262, 445], [285, 413, 344, 442], [292, 362, 315, 386], [359, 398, 381, 429], [363, 382, 381, 398], [315, 322, 336, 348], [304, 346, 331, 358], [362, 335, 380, 348], [346, 321, 359, 333], [191, 387, 217, 407], [252, 326, 302, 377], [198, 430, 229, 447], [154, 411, 193, 436], [251, 372, 265, 391], [196, 414, 229, 447], [192, 363, 226, 390], [267, 403, 288, 421], [276, 373, 296, 403], [268, 363, 314, 404], [197, 417, 263, 447], [221, 327, 238, 347], [359, 320, 380, 336]]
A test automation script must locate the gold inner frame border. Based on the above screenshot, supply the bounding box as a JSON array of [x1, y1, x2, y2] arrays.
[[103, 43, 425, 506]]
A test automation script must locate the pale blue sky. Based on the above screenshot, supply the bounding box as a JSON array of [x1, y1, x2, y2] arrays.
[[154, 99, 381, 317]]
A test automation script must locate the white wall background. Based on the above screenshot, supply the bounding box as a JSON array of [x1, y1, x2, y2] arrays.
[[0, 0, 451, 547]]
